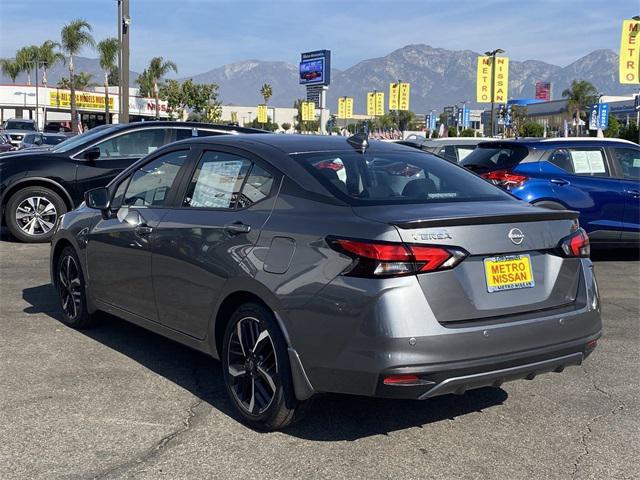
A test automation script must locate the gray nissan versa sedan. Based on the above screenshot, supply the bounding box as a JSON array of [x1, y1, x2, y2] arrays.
[[50, 134, 601, 430]]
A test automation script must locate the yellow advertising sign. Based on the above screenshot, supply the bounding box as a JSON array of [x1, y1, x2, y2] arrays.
[[257, 104, 268, 123], [619, 19, 640, 84], [476, 56, 492, 103], [493, 57, 509, 103], [337, 97, 353, 119], [230, 111, 238, 123], [50, 90, 114, 109], [301, 101, 315, 121], [389, 82, 410, 111], [476, 56, 509, 103], [367, 91, 384, 116]]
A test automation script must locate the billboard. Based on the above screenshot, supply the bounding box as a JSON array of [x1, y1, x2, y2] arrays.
[[535, 81, 552, 101], [50, 90, 114, 110], [299, 50, 331, 86], [619, 19, 640, 84], [476, 56, 509, 103]]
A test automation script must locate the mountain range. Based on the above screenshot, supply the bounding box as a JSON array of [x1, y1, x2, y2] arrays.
[[2, 45, 636, 113]]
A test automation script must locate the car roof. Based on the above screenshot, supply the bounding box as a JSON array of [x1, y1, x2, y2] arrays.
[[102, 121, 267, 135], [173, 133, 418, 155], [477, 137, 639, 149]]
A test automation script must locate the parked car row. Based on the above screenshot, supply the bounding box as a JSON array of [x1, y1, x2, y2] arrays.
[[0, 121, 266, 242], [50, 133, 601, 430]]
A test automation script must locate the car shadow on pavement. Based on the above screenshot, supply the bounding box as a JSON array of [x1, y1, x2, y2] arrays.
[[591, 247, 639, 262], [22, 283, 508, 441]]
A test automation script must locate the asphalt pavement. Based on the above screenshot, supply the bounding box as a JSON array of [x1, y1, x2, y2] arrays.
[[0, 235, 638, 480]]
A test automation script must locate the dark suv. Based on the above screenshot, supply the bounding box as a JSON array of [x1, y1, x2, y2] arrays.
[[0, 121, 264, 242]]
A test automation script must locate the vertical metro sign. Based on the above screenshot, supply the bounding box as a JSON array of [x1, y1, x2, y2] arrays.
[[476, 56, 509, 103], [257, 104, 268, 123], [619, 19, 640, 84], [337, 97, 353, 119], [367, 91, 384, 116], [389, 82, 410, 110], [301, 101, 315, 121]]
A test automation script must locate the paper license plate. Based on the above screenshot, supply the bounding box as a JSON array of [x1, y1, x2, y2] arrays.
[[484, 254, 535, 293]]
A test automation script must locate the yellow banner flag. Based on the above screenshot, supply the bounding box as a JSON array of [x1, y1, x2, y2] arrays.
[[301, 101, 315, 121], [389, 83, 399, 110], [620, 19, 640, 84], [476, 56, 509, 103], [493, 57, 509, 103], [476, 56, 492, 103], [398, 83, 410, 110], [338, 97, 353, 119], [367, 91, 384, 116], [257, 104, 268, 123]]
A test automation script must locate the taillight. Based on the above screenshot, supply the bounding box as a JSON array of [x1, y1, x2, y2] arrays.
[[327, 237, 467, 278], [481, 169, 529, 188], [559, 228, 590, 258]]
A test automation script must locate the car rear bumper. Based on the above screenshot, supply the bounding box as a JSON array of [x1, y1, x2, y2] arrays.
[[285, 259, 601, 400]]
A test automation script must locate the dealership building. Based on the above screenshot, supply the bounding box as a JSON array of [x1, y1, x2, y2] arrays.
[[0, 83, 169, 129]]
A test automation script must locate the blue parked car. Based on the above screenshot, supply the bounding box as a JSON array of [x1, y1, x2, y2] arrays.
[[461, 138, 640, 245]]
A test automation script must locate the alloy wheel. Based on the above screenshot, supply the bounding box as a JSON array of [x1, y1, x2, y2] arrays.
[[58, 255, 82, 320], [15, 196, 57, 236], [227, 317, 279, 415]]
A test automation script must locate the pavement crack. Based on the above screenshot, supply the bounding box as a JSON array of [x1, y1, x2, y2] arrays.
[[91, 398, 206, 480]]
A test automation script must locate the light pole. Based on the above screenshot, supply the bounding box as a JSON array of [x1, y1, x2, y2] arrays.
[[485, 48, 504, 137], [118, 0, 130, 123]]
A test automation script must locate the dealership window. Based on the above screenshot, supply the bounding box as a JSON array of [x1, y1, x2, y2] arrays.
[[121, 150, 188, 207]]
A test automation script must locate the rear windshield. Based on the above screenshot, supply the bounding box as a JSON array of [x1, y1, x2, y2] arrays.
[[5, 121, 35, 131], [43, 135, 66, 145], [461, 145, 529, 173], [291, 149, 511, 205]]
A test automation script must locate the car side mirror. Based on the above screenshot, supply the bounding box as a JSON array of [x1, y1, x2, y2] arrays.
[[85, 187, 110, 210], [84, 146, 100, 162]]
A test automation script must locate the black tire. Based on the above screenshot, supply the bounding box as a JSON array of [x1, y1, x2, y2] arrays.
[[5, 186, 67, 243], [222, 302, 306, 431], [55, 246, 95, 329], [532, 200, 566, 211]]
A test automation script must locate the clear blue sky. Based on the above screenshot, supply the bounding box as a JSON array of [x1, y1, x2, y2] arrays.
[[0, 0, 637, 76]]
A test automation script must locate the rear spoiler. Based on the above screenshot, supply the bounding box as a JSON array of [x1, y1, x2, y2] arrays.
[[394, 210, 579, 229]]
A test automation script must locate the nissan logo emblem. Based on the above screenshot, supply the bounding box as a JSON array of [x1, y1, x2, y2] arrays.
[[508, 228, 525, 245]]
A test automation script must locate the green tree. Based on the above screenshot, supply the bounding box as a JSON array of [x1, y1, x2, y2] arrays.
[[248, 116, 279, 132], [96, 38, 118, 124], [562, 80, 598, 136], [619, 121, 639, 144], [459, 128, 476, 137], [521, 121, 544, 137], [160, 79, 221, 121], [38, 40, 65, 86], [15, 45, 39, 85], [260, 83, 273, 104], [604, 115, 620, 138], [139, 57, 178, 119], [0, 59, 22, 83], [58, 72, 95, 90], [281, 122, 291, 132], [61, 19, 95, 133]]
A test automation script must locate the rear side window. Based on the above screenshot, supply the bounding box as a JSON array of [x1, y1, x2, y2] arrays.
[[550, 148, 609, 177], [461, 145, 529, 173], [613, 147, 640, 179], [182, 151, 274, 209], [293, 150, 511, 205]]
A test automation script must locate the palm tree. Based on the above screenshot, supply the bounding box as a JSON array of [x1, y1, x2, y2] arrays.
[[97, 38, 118, 124], [38, 40, 65, 86], [59, 72, 95, 91], [562, 80, 598, 136], [0, 59, 22, 83], [139, 57, 177, 119], [61, 19, 95, 133], [260, 83, 273, 104], [15, 45, 39, 85]]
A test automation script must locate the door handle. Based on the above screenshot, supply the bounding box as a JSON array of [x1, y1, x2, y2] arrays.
[[628, 189, 640, 198], [550, 178, 569, 186], [135, 224, 154, 236], [224, 222, 251, 235]]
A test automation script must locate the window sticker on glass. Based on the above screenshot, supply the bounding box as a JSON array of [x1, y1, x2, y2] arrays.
[[570, 150, 605, 174], [190, 160, 244, 208]]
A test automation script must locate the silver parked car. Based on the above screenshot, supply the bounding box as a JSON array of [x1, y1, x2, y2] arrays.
[[1, 118, 38, 146], [51, 134, 601, 430], [399, 137, 493, 162]]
